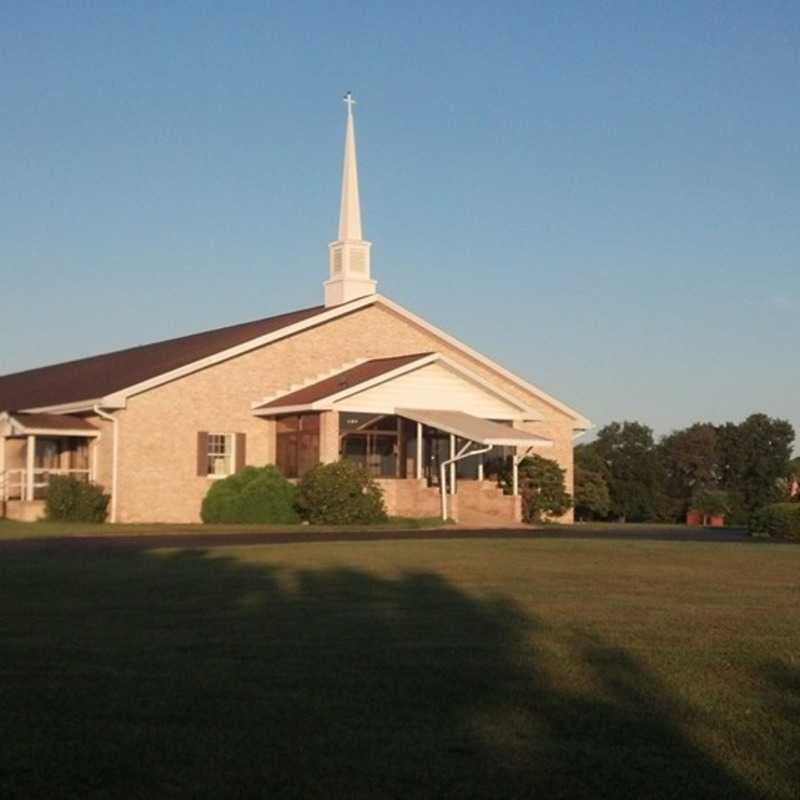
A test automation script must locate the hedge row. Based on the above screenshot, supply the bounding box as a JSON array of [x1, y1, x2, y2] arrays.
[[749, 503, 800, 540]]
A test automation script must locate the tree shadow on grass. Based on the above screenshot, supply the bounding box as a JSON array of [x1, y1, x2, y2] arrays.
[[0, 546, 766, 799]]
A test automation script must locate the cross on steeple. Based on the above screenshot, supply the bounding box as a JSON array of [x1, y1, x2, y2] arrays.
[[343, 91, 356, 112]]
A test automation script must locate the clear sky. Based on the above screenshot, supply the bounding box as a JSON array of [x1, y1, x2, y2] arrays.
[[2, 2, 798, 444]]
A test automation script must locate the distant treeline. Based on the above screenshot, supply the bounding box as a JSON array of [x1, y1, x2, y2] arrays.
[[574, 414, 799, 524]]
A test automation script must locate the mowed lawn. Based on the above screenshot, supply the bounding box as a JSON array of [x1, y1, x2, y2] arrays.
[[1, 537, 797, 799]]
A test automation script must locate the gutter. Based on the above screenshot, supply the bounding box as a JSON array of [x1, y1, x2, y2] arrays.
[[93, 405, 119, 523]]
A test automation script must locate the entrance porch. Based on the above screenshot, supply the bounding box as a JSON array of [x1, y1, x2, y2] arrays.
[[0, 413, 100, 521], [251, 353, 554, 523]]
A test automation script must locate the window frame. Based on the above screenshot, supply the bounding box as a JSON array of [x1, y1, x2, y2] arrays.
[[206, 432, 236, 479]]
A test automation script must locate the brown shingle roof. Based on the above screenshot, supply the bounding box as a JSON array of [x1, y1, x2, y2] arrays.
[[261, 353, 434, 408], [0, 304, 332, 413], [10, 413, 98, 432]]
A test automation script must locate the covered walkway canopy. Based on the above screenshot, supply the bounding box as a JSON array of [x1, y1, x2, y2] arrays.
[[396, 408, 551, 448], [396, 408, 553, 520]]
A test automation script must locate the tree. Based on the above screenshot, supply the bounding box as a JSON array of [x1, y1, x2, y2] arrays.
[[690, 487, 731, 517], [658, 423, 718, 511], [574, 467, 611, 520], [575, 442, 609, 478], [501, 454, 572, 523], [590, 421, 669, 522], [716, 414, 794, 519]]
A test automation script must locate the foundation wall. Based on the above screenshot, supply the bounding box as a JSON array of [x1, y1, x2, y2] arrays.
[[375, 478, 441, 519]]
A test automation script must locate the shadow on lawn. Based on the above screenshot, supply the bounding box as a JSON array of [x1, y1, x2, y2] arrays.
[[0, 547, 762, 799]]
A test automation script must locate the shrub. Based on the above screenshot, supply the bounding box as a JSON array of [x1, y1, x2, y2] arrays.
[[499, 454, 572, 523], [46, 475, 109, 523], [749, 503, 800, 540], [297, 461, 387, 525], [201, 466, 300, 524]]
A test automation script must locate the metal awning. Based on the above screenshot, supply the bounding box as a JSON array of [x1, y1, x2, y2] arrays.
[[396, 408, 552, 448]]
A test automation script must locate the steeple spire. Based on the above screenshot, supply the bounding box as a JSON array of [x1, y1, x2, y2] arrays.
[[325, 92, 375, 307], [338, 93, 362, 240]]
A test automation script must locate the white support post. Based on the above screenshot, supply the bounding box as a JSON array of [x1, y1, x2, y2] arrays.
[[0, 435, 6, 503], [512, 454, 519, 497], [415, 422, 423, 480], [478, 453, 484, 482], [90, 438, 98, 483], [26, 434, 36, 502], [449, 435, 456, 495]]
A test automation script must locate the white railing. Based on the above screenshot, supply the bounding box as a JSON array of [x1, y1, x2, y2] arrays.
[[1, 469, 91, 502]]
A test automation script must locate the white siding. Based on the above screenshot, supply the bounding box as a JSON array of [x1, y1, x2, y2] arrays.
[[333, 362, 523, 418]]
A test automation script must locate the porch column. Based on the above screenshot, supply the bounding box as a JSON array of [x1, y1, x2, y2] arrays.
[[90, 438, 98, 483], [26, 434, 36, 502], [512, 453, 519, 497], [415, 422, 423, 480], [449, 434, 456, 495], [0, 435, 6, 502]]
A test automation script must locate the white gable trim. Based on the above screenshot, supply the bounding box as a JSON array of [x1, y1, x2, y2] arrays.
[[252, 353, 542, 421], [373, 295, 591, 429], [22, 399, 106, 415]]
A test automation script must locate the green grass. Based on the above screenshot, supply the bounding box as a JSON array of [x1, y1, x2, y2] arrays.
[[0, 515, 446, 540], [1, 536, 797, 798]]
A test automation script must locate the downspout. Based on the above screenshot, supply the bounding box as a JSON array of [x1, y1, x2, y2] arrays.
[[439, 442, 492, 521], [93, 405, 119, 523]]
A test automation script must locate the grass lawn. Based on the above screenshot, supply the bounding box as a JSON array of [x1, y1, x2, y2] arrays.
[[1, 537, 797, 798], [0, 516, 446, 540]]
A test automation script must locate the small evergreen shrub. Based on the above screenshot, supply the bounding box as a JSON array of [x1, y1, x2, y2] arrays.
[[749, 503, 800, 540], [297, 461, 387, 525], [46, 475, 109, 523], [201, 466, 300, 524], [499, 454, 572, 523]]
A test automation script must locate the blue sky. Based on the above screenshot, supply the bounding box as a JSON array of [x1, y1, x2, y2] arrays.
[[2, 2, 798, 444]]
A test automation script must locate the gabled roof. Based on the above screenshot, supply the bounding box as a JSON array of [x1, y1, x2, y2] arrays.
[[1, 412, 99, 436], [258, 353, 432, 410], [0, 293, 590, 428], [0, 304, 329, 413], [253, 351, 543, 420]]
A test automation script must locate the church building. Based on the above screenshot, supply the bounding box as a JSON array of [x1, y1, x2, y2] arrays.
[[0, 96, 590, 525]]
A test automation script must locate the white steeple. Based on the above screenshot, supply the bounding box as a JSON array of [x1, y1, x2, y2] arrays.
[[324, 92, 375, 307]]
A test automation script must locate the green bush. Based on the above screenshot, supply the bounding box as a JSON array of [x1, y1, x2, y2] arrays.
[[201, 466, 300, 524], [46, 475, 109, 523], [499, 454, 572, 523], [297, 461, 387, 525], [749, 503, 800, 540]]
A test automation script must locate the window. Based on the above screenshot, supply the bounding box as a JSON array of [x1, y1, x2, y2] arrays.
[[339, 413, 401, 478], [197, 432, 245, 478], [207, 433, 233, 477]]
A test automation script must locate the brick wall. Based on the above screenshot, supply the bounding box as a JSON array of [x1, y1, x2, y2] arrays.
[[103, 302, 581, 523]]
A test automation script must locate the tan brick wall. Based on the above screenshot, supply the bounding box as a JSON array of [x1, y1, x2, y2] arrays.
[[376, 478, 441, 518], [109, 303, 581, 523]]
